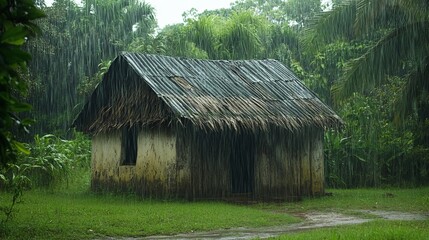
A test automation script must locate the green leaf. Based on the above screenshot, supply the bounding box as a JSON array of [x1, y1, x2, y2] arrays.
[[1, 26, 28, 45], [354, 154, 366, 162], [0, 46, 31, 64], [11, 102, 32, 112], [12, 141, 30, 155], [25, 4, 46, 20], [0, 173, 6, 182]]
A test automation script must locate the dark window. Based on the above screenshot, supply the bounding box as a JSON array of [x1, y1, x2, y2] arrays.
[[121, 126, 138, 165]]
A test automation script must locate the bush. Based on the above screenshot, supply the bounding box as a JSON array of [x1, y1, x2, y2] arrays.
[[18, 132, 91, 188], [324, 90, 428, 188]]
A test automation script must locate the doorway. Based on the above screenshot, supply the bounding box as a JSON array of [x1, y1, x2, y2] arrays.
[[230, 133, 255, 194]]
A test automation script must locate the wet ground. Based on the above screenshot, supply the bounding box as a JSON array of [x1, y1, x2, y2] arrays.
[[112, 210, 428, 240]]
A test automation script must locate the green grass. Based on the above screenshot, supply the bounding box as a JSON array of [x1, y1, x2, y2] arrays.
[[0, 190, 298, 239], [1, 167, 428, 239], [264, 188, 429, 240], [258, 188, 429, 214], [272, 220, 429, 240]]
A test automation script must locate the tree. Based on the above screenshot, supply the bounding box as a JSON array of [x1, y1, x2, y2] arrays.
[[186, 15, 222, 59], [306, 0, 429, 120], [0, 0, 45, 224], [221, 11, 270, 59], [26, 0, 156, 134], [231, 0, 288, 24], [0, 0, 45, 167], [156, 23, 209, 59], [231, 0, 323, 27], [306, 0, 429, 187], [284, 0, 322, 28], [159, 5, 300, 71]]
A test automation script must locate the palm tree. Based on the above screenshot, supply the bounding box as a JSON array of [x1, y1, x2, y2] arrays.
[[221, 11, 269, 59], [187, 15, 221, 59], [306, 0, 429, 120]]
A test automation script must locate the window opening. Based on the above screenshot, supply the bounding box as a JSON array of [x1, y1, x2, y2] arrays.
[[121, 126, 138, 165]]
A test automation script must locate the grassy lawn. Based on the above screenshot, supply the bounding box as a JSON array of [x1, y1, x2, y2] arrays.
[[0, 190, 298, 239], [1, 169, 428, 240], [265, 188, 429, 240], [258, 187, 429, 214], [272, 220, 429, 240]]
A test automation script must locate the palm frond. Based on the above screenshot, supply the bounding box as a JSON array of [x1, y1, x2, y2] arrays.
[[354, 0, 393, 35], [187, 16, 221, 59], [221, 11, 268, 59], [333, 20, 429, 102], [303, 0, 357, 49], [397, 0, 429, 22], [395, 56, 429, 123], [354, 0, 428, 36]]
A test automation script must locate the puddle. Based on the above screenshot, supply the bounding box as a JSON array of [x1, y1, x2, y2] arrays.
[[109, 211, 428, 240], [140, 212, 369, 240], [299, 212, 370, 229], [357, 210, 429, 221]]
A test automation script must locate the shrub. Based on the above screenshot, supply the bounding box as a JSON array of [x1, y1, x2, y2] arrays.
[[18, 132, 91, 188]]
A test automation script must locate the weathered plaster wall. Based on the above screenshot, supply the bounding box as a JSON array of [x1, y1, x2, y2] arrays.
[[176, 126, 325, 201], [193, 139, 231, 199], [177, 129, 231, 199], [254, 127, 325, 200], [254, 130, 298, 200], [175, 129, 192, 199], [136, 127, 177, 197], [300, 135, 312, 196], [91, 125, 325, 200], [91, 130, 136, 191], [310, 130, 324, 195], [91, 127, 177, 195]]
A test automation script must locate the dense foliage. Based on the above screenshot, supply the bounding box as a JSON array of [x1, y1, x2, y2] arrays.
[[0, 0, 44, 168], [0, 0, 45, 225], [26, 0, 156, 133], [20, 132, 91, 188], [1, 131, 90, 224], [5, 0, 428, 194], [307, 0, 429, 186]]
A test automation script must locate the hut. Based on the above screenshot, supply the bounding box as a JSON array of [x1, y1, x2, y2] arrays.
[[73, 53, 342, 201]]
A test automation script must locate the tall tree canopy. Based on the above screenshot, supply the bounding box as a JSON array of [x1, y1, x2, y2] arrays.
[[305, 0, 429, 186], [306, 0, 429, 120], [16, 0, 428, 187], [26, 0, 156, 133]]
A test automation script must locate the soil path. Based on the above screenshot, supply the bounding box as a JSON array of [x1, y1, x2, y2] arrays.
[[139, 210, 428, 240]]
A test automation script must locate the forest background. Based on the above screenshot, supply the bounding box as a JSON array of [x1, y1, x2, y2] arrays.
[[2, 0, 429, 194]]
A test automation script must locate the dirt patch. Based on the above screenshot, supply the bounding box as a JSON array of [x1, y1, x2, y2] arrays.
[[113, 211, 428, 240]]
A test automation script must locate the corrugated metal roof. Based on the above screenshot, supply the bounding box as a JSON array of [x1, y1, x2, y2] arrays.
[[74, 53, 342, 132]]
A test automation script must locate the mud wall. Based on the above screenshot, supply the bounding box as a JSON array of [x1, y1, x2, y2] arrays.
[[254, 127, 325, 200], [91, 126, 325, 200], [310, 130, 324, 195], [175, 126, 325, 201], [176, 128, 231, 200], [91, 130, 136, 192], [136, 127, 178, 197], [91, 127, 180, 196]]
